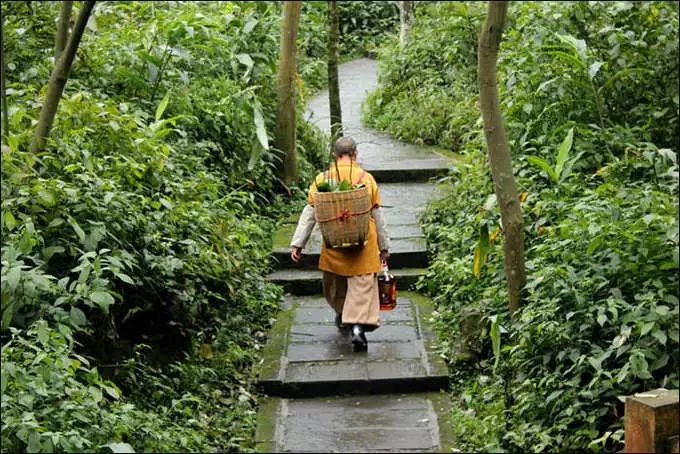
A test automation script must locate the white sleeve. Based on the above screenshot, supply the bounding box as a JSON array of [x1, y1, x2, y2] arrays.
[[290, 204, 316, 249], [372, 206, 391, 252]]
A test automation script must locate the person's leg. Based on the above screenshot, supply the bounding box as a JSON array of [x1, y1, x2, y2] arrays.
[[342, 274, 380, 339], [342, 273, 379, 351], [323, 271, 348, 322]]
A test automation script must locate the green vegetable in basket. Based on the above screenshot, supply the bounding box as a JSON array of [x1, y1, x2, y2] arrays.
[[338, 179, 353, 191], [317, 179, 338, 192]]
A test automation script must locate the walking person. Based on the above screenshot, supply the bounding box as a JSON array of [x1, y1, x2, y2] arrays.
[[290, 137, 391, 352]]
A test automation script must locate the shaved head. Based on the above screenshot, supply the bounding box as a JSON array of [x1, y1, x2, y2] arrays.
[[334, 137, 357, 156]]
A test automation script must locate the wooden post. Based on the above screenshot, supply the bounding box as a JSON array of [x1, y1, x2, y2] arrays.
[[624, 388, 679, 453]]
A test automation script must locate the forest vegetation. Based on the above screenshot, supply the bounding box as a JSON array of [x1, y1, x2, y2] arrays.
[[1, 1, 678, 453]]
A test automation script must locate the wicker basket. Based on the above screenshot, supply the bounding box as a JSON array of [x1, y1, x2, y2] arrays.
[[314, 186, 372, 248]]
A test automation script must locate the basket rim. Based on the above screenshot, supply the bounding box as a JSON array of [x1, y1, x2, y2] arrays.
[[313, 186, 370, 197]]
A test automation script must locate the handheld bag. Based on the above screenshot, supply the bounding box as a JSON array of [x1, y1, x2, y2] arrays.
[[313, 184, 372, 248], [378, 260, 397, 311]]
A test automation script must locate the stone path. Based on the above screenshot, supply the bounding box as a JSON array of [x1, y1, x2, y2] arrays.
[[256, 59, 456, 453]]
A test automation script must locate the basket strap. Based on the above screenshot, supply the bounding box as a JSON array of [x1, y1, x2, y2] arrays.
[[316, 206, 373, 223]]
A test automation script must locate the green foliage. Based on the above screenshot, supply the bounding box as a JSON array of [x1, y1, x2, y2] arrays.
[[2, 321, 207, 453], [365, 1, 679, 452], [362, 1, 485, 150], [299, 1, 399, 67]]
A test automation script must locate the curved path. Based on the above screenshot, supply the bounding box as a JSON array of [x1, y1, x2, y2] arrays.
[[256, 59, 456, 453]]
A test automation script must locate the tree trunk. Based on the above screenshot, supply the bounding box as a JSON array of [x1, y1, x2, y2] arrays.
[[477, 1, 525, 315], [275, 1, 302, 188], [1, 13, 9, 141], [29, 1, 95, 154], [54, 1, 73, 61], [399, 1, 415, 47], [327, 0, 342, 140]]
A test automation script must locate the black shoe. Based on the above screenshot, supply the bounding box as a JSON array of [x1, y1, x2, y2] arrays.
[[351, 324, 368, 352], [335, 314, 350, 334]]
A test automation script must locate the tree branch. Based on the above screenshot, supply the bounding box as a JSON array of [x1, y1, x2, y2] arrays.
[[30, 1, 95, 154]]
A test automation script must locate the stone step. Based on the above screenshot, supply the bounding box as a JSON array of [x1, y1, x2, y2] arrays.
[[257, 292, 448, 399], [364, 161, 451, 183], [268, 268, 426, 296], [255, 392, 455, 453]]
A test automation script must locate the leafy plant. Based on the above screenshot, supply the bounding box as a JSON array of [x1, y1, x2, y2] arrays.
[[526, 127, 581, 184]]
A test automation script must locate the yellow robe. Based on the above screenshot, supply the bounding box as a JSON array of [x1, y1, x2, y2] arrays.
[[307, 162, 382, 276]]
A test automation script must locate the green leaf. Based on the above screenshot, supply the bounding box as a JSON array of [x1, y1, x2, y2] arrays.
[[37, 190, 56, 207], [37, 322, 50, 346], [70, 307, 87, 327], [89, 291, 115, 312], [155, 91, 171, 122], [243, 18, 257, 34], [43, 245, 65, 262], [103, 384, 121, 400], [489, 315, 501, 374], [2, 303, 15, 330], [101, 442, 135, 453], [235, 53, 254, 77], [69, 218, 86, 244], [116, 273, 135, 285], [652, 330, 667, 345], [555, 128, 574, 180], [655, 305, 669, 316], [526, 155, 558, 182], [588, 61, 604, 81], [18, 228, 33, 254], [473, 224, 490, 278], [640, 321, 655, 336], [253, 106, 268, 151], [629, 353, 652, 379], [4, 211, 17, 231], [597, 313, 607, 327], [5, 266, 21, 290], [27, 432, 41, 453], [588, 356, 602, 373]]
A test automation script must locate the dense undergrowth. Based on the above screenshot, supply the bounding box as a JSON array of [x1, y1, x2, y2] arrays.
[[364, 1, 679, 452], [1, 1, 397, 452]]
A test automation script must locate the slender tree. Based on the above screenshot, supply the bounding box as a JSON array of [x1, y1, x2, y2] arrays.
[[274, 0, 302, 188], [398, 1, 415, 47], [54, 1, 73, 60], [1, 12, 9, 140], [29, 1, 95, 154], [327, 0, 342, 140], [478, 1, 525, 314]]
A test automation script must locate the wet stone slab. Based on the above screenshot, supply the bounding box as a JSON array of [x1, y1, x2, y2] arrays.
[[256, 393, 455, 452], [286, 341, 422, 363], [258, 293, 448, 398], [304, 58, 454, 177]]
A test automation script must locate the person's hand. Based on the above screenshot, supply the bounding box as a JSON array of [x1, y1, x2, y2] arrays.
[[380, 249, 390, 264], [291, 247, 302, 263]]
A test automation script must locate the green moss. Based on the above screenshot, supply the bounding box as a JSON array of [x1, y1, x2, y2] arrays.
[[259, 301, 297, 381], [254, 397, 283, 451], [272, 223, 298, 251]]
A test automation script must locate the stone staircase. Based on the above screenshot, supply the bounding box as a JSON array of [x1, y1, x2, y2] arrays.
[[254, 58, 457, 453]]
